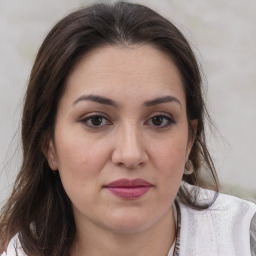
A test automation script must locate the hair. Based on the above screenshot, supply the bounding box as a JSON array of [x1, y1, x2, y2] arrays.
[[0, 1, 220, 255]]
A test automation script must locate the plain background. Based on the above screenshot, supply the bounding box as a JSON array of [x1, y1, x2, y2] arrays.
[[0, 0, 256, 204]]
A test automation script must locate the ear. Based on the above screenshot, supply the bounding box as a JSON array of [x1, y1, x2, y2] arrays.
[[43, 139, 58, 171], [186, 119, 198, 160]]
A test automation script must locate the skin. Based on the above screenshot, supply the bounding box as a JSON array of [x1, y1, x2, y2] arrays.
[[46, 44, 197, 256]]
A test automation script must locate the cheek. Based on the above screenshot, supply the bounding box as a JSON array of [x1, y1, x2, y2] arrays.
[[53, 129, 110, 191], [157, 149, 184, 186], [152, 135, 188, 195], [55, 138, 110, 210], [155, 136, 188, 172]]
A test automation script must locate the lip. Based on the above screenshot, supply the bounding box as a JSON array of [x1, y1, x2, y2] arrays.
[[104, 178, 153, 199]]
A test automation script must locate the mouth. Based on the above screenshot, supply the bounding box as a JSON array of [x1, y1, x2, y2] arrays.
[[104, 178, 153, 199]]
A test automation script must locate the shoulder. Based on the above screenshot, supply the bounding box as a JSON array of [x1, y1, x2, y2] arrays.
[[179, 183, 256, 230], [1, 234, 26, 256], [181, 182, 256, 214], [212, 191, 256, 212], [177, 183, 256, 256], [181, 183, 256, 225]]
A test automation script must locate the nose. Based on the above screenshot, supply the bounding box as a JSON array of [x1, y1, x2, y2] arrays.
[[111, 124, 149, 169]]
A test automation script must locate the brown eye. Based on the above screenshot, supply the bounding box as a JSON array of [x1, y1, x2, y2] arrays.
[[146, 114, 174, 128], [81, 114, 110, 128], [90, 116, 103, 126], [152, 116, 164, 126]]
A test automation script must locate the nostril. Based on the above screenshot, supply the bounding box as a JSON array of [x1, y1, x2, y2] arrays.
[[137, 161, 145, 167], [117, 162, 124, 167]]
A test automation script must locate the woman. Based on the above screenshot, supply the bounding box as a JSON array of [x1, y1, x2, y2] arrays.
[[0, 1, 255, 255]]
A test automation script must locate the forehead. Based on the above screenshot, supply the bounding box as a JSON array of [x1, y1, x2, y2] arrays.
[[64, 44, 185, 105]]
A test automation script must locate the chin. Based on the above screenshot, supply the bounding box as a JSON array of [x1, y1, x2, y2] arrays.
[[102, 210, 160, 234]]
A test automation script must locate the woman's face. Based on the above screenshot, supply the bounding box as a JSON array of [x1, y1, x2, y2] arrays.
[[47, 45, 195, 234]]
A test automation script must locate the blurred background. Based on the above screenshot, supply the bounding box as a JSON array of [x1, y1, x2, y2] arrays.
[[0, 0, 256, 204]]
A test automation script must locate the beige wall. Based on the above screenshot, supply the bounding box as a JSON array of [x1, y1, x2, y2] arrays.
[[1, 0, 256, 203]]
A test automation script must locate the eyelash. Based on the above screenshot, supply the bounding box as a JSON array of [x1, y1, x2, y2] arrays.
[[80, 113, 175, 129]]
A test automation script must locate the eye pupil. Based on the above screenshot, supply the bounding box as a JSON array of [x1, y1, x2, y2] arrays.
[[152, 116, 163, 126], [91, 116, 102, 126]]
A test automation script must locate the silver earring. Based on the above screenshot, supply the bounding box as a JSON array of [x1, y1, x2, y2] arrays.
[[184, 160, 194, 175]]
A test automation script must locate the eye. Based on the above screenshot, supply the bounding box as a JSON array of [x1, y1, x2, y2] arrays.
[[80, 114, 111, 128], [146, 114, 174, 128]]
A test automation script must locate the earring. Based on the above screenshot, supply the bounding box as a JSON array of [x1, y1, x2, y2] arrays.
[[184, 160, 194, 175]]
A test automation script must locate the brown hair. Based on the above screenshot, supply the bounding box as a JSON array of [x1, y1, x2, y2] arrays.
[[0, 1, 219, 255]]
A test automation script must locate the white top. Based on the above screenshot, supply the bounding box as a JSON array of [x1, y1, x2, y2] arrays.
[[176, 185, 256, 256], [2, 185, 256, 256]]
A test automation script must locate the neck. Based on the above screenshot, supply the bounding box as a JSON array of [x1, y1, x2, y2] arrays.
[[72, 207, 176, 256]]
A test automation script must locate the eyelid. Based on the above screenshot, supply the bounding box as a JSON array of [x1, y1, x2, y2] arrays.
[[146, 111, 174, 121]]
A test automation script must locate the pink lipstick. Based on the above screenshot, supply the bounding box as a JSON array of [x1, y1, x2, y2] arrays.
[[104, 178, 152, 199]]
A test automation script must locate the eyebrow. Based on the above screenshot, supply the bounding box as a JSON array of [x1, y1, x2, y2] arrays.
[[144, 96, 181, 107], [73, 94, 118, 107], [72, 94, 181, 108]]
